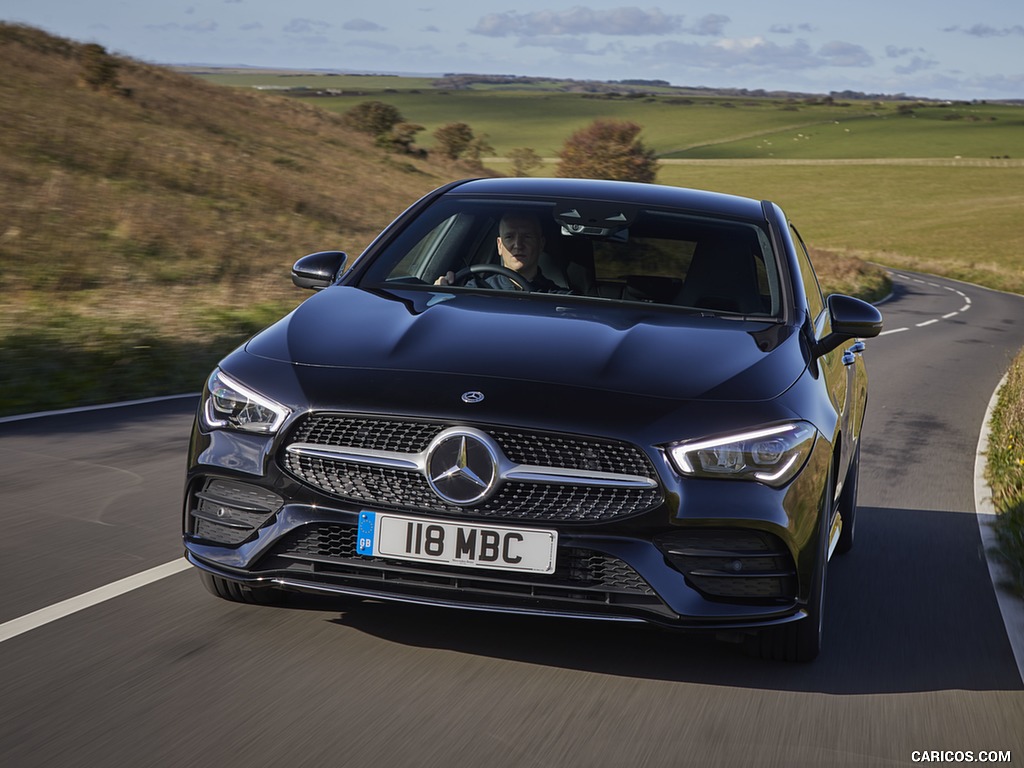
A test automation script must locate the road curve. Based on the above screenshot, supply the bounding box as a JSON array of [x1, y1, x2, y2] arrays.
[[1, 272, 1022, 768]]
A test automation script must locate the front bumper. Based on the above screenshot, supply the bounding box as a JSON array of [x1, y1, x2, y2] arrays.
[[183, 411, 831, 632], [184, 492, 809, 631]]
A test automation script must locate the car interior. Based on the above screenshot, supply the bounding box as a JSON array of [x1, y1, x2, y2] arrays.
[[378, 202, 781, 316]]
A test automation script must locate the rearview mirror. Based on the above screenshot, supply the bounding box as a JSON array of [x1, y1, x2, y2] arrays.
[[292, 251, 347, 291], [813, 294, 883, 357]]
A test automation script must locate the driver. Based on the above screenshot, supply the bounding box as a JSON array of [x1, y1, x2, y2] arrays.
[[435, 212, 564, 292]]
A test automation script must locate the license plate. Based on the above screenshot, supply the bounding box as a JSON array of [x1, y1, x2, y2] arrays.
[[357, 512, 557, 574]]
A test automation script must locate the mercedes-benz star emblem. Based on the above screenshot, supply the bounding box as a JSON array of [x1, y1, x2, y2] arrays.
[[425, 428, 500, 505], [461, 391, 485, 404]]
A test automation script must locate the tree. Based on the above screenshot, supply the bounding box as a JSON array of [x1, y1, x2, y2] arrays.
[[433, 122, 475, 161], [342, 101, 404, 136], [80, 43, 120, 91], [462, 134, 494, 170], [377, 122, 425, 155], [507, 147, 543, 177], [556, 119, 658, 183]]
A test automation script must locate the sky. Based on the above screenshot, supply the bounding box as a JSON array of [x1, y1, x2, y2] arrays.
[[3, 1, 1022, 101]]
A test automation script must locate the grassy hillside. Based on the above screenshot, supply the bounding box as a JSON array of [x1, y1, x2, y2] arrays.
[[0, 24, 463, 415]]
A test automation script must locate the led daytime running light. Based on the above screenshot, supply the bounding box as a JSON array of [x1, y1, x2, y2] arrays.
[[668, 422, 816, 488], [202, 369, 290, 434]]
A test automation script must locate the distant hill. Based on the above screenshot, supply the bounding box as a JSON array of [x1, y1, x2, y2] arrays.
[[0, 22, 458, 300]]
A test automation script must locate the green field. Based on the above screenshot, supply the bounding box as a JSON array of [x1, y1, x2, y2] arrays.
[[656, 162, 1024, 293], [189, 71, 1024, 293], [189, 71, 1024, 160]]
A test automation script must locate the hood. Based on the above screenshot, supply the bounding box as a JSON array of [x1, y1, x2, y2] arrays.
[[245, 286, 806, 403]]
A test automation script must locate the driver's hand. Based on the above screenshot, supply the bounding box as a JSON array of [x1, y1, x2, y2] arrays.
[[434, 271, 455, 286]]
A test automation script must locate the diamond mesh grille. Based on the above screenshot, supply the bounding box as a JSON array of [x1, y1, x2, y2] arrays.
[[282, 413, 662, 522]]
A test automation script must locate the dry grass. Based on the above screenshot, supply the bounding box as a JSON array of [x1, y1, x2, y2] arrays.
[[0, 23, 465, 413], [808, 248, 892, 303], [0, 23, 452, 300], [986, 351, 1024, 595]]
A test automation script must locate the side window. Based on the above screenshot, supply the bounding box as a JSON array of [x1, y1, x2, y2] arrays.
[[388, 214, 459, 280], [790, 224, 825, 323]]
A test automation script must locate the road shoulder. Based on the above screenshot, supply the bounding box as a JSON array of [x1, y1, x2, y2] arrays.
[[976, 372, 1024, 684]]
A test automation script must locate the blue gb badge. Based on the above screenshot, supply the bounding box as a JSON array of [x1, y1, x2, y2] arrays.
[[357, 512, 377, 556]]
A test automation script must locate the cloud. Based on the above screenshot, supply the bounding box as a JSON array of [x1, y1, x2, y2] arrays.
[[770, 23, 815, 34], [513, 35, 617, 56], [347, 39, 401, 53], [883, 45, 936, 74], [885, 45, 917, 58], [284, 18, 331, 35], [635, 37, 813, 72], [892, 55, 937, 75], [817, 41, 873, 68], [689, 14, 729, 36], [472, 7, 685, 37], [632, 36, 873, 73], [944, 23, 1024, 37], [343, 19, 386, 32], [145, 20, 218, 34]]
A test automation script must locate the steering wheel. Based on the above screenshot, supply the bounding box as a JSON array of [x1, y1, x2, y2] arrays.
[[452, 264, 532, 292]]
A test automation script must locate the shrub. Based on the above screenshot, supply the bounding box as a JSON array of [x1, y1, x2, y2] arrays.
[[80, 43, 120, 91], [433, 122, 475, 161], [557, 119, 658, 183], [508, 147, 543, 177], [342, 101, 404, 136]]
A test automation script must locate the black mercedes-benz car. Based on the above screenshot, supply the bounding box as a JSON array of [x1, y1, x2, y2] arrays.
[[183, 177, 882, 662]]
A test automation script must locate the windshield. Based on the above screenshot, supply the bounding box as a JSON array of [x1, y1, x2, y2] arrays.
[[360, 196, 782, 316]]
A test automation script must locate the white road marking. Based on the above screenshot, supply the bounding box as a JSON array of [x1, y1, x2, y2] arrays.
[[881, 272, 973, 335], [0, 559, 192, 644], [0, 393, 198, 425]]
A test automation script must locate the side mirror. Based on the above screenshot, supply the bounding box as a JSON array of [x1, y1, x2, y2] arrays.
[[813, 294, 883, 357], [291, 251, 348, 291]]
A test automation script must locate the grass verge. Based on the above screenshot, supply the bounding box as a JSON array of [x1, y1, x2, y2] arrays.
[[0, 290, 300, 416], [985, 349, 1024, 597]]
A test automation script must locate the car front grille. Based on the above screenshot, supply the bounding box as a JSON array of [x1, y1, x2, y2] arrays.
[[281, 414, 663, 522], [257, 522, 669, 615]]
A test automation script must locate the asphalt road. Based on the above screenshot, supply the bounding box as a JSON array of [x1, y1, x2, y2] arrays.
[[2, 271, 1022, 768]]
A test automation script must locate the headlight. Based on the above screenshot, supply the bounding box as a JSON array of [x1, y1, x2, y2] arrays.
[[666, 422, 817, 488], [200, 369, 290, 434]]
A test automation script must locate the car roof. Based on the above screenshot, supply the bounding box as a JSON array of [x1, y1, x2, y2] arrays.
[[443, 177, 769, 222]]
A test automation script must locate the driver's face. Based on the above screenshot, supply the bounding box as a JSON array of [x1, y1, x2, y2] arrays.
[[497, 216, 544, 279]]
